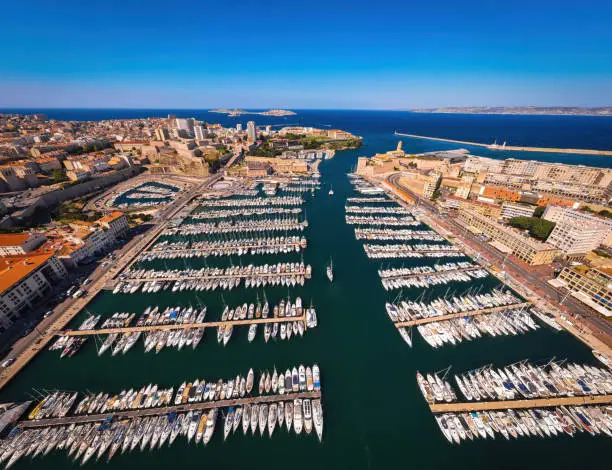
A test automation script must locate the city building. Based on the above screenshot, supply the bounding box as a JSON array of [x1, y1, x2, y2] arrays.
[[542, 206, 612, 246], [546, 220, 609, 257], [0, 233, 47, 256], [423, 171, 442, 199], [246, 161, 272, 177], [236, 124, 242, 132], [457, 208, 560, 265], [455, 176, 474, 199], [194, 125, 205, 140], [443, 196, 503, 219], [154, 128, 169, 141], [175, 118, 194, 137], [464, 156, 612, 203], [555, 265, 612, 317], [500, 202, 536, 219], [0, 248, 68, 330], [98, 211, 130, 240], [247, 121, 257, 142]]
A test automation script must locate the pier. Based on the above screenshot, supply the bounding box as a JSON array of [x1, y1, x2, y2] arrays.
[[429, 394, 612, 413], [118, 269, 310, 284], [394, 302, 532, 327], [381, 266, 481, 281], [146, 241, 306, 256], [58, 315, 307, 337], [394, 131, 612, 156], [19, 391, 322, 428]]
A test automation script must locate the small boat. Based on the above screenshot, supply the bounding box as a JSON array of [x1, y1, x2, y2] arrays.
[[326, 258, 334, 282], [293, 399, 303, 434], [303, 399, 313, 434], [312, 399, 323, 441], [203, 409, 217, 445], [248, 324, 257, 343], [246, 368, 254, 394]]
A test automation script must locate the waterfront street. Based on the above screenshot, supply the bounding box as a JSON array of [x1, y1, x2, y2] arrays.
[[386, 173, 612, 356], [0, 175, 219, 390]]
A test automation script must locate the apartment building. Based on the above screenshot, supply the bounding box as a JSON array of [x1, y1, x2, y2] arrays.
[[423, 171, 442, 199], [0, 233, 47, 256], [444, 196, 503, 219], [457, 208, 560, 265], [98, 211, 130, 240], [464, 156, 612, 188], [0, 249, 68, 330], [556, 265, 612, 317], [500, 202, 536, 220], [543, 206, 612, 247]]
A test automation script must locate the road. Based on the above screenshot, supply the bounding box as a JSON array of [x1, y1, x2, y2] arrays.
[[0, 175, 220, 391], [386, 173, 612, 352]]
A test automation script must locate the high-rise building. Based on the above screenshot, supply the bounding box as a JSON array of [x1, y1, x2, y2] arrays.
[[422, 171, 442, 199], [543, 206, 612, 247], [236, 124, 243, 132], [175, 118, 195, 137], [247, 121, 257, 141], [194, 125, 205, 140], [154, 128, 169, 141]]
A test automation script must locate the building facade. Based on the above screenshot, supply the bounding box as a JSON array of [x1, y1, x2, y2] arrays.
[[0, 251, 68, 330], [500, 202, 536, 220], [457, 208, 560, 265], [0, 233, 47, 256], [556, 266, 612, 317]]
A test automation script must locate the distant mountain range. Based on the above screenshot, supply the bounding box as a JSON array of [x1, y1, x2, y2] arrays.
[[411, 107, 612, 116]]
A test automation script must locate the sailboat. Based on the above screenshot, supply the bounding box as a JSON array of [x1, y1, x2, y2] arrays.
[[326, 258, 334, 282]]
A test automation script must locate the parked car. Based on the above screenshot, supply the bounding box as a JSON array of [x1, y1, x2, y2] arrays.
[[1, 358, 15, 368]]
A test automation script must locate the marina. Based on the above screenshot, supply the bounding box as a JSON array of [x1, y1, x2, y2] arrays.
[[0, 112, 611, 470], [0, 365, 324, 467], [416, 362, 612, 443], [138, 236, 307, 260]]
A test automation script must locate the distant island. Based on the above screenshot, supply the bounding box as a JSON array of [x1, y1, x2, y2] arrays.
[[209, 108, 296, 117], [411, 106, 612, 116]]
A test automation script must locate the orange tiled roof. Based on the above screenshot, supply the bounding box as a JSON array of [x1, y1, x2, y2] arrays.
[[0, 233, 32, 247], [98, 211, 125, 224], [0, 250, 54, 295]]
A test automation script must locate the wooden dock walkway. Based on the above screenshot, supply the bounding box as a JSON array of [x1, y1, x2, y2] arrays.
[[120, 269, 310, 283], [146, 241, 305, 256], [429, 394, 612, 413], [380, 266, 482, 281], [20, 391, 322, 428], [58, 315, 307, 337], [394, 302, 532, 327]]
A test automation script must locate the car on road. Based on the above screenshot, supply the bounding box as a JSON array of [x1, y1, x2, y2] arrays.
[[43, 310, 53, 318]]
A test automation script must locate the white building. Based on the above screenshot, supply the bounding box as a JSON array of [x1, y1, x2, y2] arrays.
[[194, 125, 205, 140], [236, 124, 242, 132], [543, 206, 612, 247], [546, 220, 609, 256], [500, 202, 536, 220], [0, 250, 68, 330], [247, 121, 257, 141]]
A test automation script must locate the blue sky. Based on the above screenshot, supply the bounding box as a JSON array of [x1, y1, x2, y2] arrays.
[[1, 0, 611, 108]]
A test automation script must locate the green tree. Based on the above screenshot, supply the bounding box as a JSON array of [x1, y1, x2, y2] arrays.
[[533, 206, 545, 218], [508, 216, 556, 241], [52, 168, 68, 183]]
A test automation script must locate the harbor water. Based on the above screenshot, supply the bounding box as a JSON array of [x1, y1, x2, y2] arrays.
[[1, 110, 611, 469]]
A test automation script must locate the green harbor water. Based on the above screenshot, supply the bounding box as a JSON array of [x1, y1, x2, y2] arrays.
[[1, 147, 609, 470]]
